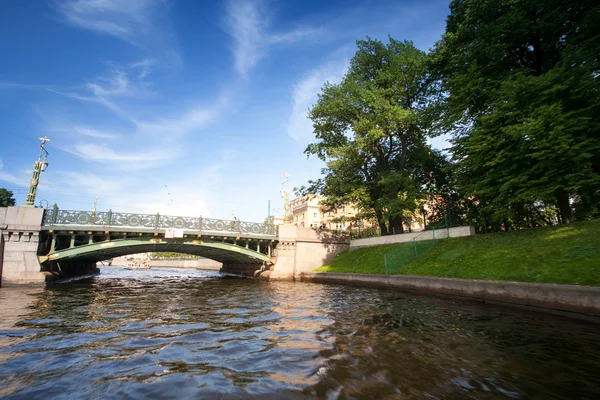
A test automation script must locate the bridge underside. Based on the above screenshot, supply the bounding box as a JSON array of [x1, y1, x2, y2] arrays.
[[40, 237, 274, 266]]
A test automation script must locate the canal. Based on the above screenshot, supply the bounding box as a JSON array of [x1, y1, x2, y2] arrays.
[[0, 267, 599, 399]]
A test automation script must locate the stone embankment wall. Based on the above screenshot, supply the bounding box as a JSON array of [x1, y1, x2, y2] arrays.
[[350, 226, 476, 250], [301, 273, 600, 316], [110, 256, 222, 270]]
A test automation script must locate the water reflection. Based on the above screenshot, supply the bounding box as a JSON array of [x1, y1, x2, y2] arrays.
[[0, 267, 598, 399]]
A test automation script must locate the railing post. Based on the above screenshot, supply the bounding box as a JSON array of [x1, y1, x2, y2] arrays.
[[198, 216, 203, 233], [51, 203, 58, 225], [155, 213, 160, 229], [107, 209, 113, 226], [50, 233, 57, 252]]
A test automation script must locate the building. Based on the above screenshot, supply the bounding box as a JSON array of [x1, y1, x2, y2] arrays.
[[281, 195, 429, 233], [286, 195, 322, 228], [265, 215, 285, 226], [283, 195, 375, 231]]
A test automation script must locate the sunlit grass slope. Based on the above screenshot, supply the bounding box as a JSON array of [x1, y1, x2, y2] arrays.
[[315, 220, 600, 286]]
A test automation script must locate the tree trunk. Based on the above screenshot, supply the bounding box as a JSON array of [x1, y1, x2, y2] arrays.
[[375, 209, 388, 235], [389, 216, 404, 235], [556, 188, 573, 224]]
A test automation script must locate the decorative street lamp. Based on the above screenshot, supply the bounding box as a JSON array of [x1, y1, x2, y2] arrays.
[[24, 136, 50, 207], [280, 173, 290, 224]]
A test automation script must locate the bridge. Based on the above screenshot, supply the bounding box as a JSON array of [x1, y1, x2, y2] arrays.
[[0, 206, 350, 285], [39, 207, 277, 266]]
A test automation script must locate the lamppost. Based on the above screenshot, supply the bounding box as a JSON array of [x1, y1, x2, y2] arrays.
[[279, 173, 290, 224], [92, 197, 99, 219], [24, 136, 50, 207]]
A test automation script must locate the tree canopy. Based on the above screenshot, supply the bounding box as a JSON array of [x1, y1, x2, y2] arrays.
[[301, 38, 448, 234], [0, 188, 16, 207], [301, 1, 600, 233], [432, 0, 600, 226]]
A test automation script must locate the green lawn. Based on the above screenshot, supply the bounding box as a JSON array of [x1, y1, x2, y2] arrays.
[[315, 220, 600, 286]]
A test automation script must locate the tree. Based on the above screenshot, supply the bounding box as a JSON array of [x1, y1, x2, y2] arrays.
[[432, 0, 600, 224], [0, 188, 16, 207], [300, 38, 446, 235]]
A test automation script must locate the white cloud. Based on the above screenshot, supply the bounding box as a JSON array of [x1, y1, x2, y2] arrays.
[[55, 0, 167, 45], [287, 58, 348, 142], [39, 61, 221, 170], [72, 126, 119, 139], [224, 0, 321, 76], [134, 107, 215, 138], [133, 199, 212, 219], [57, 171, 123, 194], [0, 159, 28, 188], [130, 58, 156, 80], [86, 69, 130, 97], [53, 142, 177, 171], [48, 170, 215, 218]]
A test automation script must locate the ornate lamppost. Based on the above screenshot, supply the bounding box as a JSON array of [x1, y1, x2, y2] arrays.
[[279, 173, 290, 224], [24, 136, 50, 207]]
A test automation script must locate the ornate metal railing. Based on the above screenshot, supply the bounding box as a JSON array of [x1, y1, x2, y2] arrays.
[[42, 208, 277, 236]]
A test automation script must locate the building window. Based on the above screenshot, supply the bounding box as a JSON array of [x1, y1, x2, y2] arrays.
[[314, 212, 317, 218]]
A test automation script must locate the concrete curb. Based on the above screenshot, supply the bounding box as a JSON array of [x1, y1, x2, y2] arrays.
[[300, 272, 600, 316]]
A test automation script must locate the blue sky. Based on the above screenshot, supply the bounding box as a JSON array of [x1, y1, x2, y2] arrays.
[[0, 0, 450, 222]]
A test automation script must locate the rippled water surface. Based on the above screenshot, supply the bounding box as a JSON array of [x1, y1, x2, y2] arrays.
[[0, 267, 599, 399]]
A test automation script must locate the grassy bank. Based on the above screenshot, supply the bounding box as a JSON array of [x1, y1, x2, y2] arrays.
[[315, 220, 600, 286]]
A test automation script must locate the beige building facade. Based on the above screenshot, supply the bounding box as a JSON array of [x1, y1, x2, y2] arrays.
[[273, 195, 429, 233], [280, 195, 375, 231]]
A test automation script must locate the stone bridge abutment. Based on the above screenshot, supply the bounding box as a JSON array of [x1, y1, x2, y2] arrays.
[[0, 207, 46, 285]]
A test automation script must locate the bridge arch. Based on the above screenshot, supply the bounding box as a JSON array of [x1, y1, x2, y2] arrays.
[[39, 237, 274, 266]]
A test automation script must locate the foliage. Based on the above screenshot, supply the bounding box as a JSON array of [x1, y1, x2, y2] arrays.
[[350, 227, 380, 240], [300, 37, 449, 235], [0, 188, 16, 207], [431, 0, 600, 226], [317, 219, 600, 286]]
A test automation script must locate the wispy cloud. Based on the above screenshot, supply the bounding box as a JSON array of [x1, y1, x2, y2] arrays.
[[134, 107, 215, 138], [224, 0, 322, 76], [36, 62, 221, 170], [0, 82, 55, 91], [0, 159, 28, 188], [46, 105, 216, 171], [54, 0, 182, 69], [287, 58, 348, 142], [72, 126, 119, 139], [55, 0, 167, 45], [57, 171, 123, 194]]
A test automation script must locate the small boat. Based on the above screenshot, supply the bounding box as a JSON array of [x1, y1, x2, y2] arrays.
[[124, 261, 151, 270]]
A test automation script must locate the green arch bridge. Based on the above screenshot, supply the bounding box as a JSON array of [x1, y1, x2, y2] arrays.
[[38, 208, 278, 267]]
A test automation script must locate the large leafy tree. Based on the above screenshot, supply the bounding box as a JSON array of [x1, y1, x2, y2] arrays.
[[433, 0, 600, 224], [0, 188, 16, 207], [301, 38, 445, 234]]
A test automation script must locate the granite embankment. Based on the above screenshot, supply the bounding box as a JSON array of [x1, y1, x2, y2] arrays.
[[109, 256, 222, 270], [309, 220, 600, 315]]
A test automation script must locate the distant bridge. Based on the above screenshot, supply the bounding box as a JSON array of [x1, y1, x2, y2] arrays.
[[38, 207, 278, 266]]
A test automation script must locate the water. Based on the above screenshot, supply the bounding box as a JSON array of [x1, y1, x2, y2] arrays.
[[0, 267, 599, 399]]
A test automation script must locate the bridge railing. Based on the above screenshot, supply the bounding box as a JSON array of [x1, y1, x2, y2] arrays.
[[42, 208, 277, 236]]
